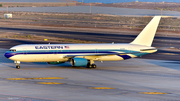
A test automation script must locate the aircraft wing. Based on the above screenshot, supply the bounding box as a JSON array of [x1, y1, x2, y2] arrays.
[[63, 52, 142, 58], [63, 48, 157, 58]]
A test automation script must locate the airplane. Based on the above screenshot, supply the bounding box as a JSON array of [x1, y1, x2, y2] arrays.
[[4, 16, 161, 69]]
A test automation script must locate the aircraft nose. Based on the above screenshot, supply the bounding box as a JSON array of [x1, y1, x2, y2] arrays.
[[4, 52, 14, 58]]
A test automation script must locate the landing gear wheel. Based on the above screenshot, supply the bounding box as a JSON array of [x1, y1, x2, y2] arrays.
[[15, 61, 20, 69], [87, 64, 96, 68], [87, 64, 92, 68], [91, 64, 96, 68], [16, 65, 20, 69]]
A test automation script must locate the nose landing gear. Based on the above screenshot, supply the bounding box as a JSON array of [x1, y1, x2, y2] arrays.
[[16, 64, 20, 69], [15, 61, 20, 69]]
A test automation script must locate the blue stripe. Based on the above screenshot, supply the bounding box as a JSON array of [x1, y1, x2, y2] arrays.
[[16, 49, 129, 53], [4, 49, 139, 58], [117, 53, 151, 60], [4, 53, 14, 58], [132, 53, 149, 57], [117, 55, 131, 60]]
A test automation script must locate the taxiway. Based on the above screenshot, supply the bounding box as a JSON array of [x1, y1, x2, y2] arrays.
[[0, 26, 180, 100], [1, 48, 180, 100]]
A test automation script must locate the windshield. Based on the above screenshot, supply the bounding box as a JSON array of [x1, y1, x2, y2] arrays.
[[9, 49, 16, 52]]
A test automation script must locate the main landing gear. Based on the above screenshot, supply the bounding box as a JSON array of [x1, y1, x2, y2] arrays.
[[87, 62, 96, 69], [87, 60, 96, 68], [15, 61, 20, 69]]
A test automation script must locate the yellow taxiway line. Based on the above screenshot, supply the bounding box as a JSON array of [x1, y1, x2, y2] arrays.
[[89, 87, 116, 89], [6, 77, 66, 80], [38, 82, 64, 84], [139, 92, 168, 94]]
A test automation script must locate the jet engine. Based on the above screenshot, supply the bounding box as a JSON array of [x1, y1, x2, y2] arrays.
[[71, 58, 89, 67]]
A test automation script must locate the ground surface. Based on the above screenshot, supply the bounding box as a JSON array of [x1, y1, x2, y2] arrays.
[[1, 2, 180, 12], [0, 8, 179, 100], [1, 48, 180, 101], [83, 2, 180, 12], [0, 25, 180, 100]]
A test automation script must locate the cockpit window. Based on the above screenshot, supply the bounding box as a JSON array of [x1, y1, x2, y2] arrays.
[[9, 49, 16, 52]]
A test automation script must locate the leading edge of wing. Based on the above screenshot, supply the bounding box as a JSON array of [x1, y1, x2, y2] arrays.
[[63, 48, 157, 58], [63, 52, 142, 58]]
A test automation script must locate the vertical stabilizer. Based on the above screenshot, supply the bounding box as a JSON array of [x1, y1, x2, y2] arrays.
[[130, 16, 161, 46]]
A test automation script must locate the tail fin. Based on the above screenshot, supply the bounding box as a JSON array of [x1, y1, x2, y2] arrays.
[[130, 16, 161, 46]]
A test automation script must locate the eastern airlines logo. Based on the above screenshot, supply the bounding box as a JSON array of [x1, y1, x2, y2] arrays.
[[35, 46, 69, 49]]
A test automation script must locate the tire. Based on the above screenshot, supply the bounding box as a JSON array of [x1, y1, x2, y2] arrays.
[[91, 64, 96, 68], [16, 65, 20, 69], [87, 63, 91, 68]]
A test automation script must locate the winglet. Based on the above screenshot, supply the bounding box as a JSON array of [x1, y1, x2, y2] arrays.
[[130, 16, 161, 46]]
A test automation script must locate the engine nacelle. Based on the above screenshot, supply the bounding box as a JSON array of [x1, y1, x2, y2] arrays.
[[47, 61, 65, 65], [71, 58, 88, 67]]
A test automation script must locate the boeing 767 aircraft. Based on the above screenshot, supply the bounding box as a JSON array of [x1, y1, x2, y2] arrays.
[[4, 16, 161, 69]]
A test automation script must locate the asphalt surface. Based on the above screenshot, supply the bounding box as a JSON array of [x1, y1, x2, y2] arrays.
[[0, 26, 180, 45], [1, 48, 180, 101], [0, 26, 180, 100]]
